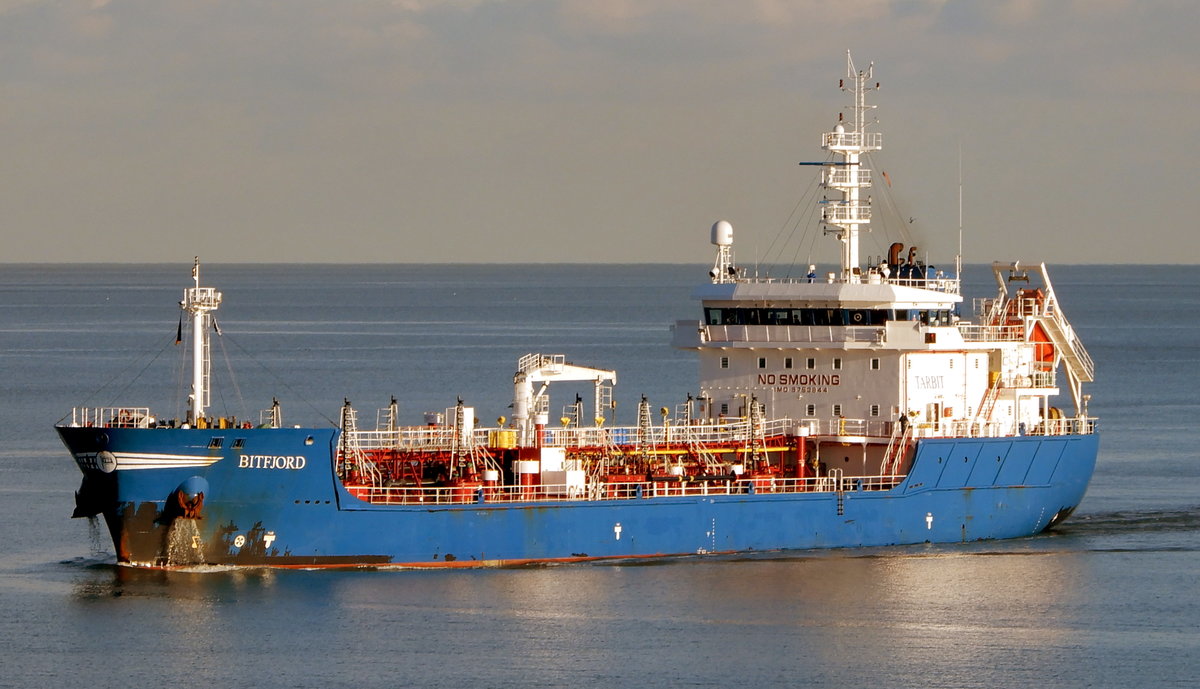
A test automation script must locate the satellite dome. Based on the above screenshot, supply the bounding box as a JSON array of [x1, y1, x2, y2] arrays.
[[711, 220, 733, 247]]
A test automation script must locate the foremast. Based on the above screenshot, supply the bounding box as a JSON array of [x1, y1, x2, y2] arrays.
[[821, 51, 881, 283], [182, 257, 222, 424]]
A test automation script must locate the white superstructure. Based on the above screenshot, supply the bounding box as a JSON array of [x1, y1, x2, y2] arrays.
[[672, 52, 1094, 473]]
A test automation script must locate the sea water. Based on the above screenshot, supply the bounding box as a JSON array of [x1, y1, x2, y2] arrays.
[[0, 263, 1197, 688]]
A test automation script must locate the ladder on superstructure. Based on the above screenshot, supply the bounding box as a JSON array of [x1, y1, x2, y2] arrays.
[[976, 377, 1004, 432], [881, 423, 913, 477]]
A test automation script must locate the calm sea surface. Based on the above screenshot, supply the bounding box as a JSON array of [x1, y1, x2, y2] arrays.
[[1, 263, 1197, 688]]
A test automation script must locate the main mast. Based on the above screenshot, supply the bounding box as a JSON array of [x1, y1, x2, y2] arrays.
[[181, 257, 222, 424], [821, 51, 881, 283]]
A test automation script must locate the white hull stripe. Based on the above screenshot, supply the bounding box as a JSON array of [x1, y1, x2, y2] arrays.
[[74, 452, 222, 471]]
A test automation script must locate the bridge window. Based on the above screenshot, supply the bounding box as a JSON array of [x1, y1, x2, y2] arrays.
[[703, 307, 897, 327]]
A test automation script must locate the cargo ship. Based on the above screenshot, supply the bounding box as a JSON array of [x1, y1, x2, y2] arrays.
[[56, 54, 1098, 568]]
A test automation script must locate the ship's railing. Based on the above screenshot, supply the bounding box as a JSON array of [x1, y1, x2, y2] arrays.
[[701, 324, 884, 345], [823, 130, 882, 150], [350, 426, 464, 450], [798, 417, 892, 438], [343, 472, 909, 506], [905, 416, 1097, 438], [721, 274, 960, 295], [540, 418, 796, 449], [346, 418, 797, 452], [797, 414, 1096, 440], [1026, 417, 1098, 436], [888, 276, 960, 293], [822, 204, 872, 224], [63, 407, 155, 428], [957, 324, 1024, 342]]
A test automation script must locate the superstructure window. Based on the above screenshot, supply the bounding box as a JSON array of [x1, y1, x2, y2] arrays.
[[806, 358, 816, 370], [870, 358, 880, 370], [833, 358, 842, 370], [784, 357, 793, 369], [870, 404, 880, 417], [702, 307, 897, 326], [757, 357, 767, 369], [208, 437, 223, 449], [805, 404, 816, 416], [914, 309, 953, 326], [720, 356, 729, 369], [833, 404, 843, 417]]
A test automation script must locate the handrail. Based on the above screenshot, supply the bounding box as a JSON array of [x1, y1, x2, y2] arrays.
[[343, 472, 911, 506], [957, 324, 1024, 342], [701, 324, 884, 344], [344, 418, 798, 453], [63, 407, 155, 428]]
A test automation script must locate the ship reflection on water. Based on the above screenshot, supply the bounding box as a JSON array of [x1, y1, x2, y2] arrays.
[[68, 541, 1095, 686]]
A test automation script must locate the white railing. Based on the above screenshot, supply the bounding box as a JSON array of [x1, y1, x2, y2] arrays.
[[825, 168, 872, 187], [699, 274, 960, 295], [901, 416, 1096, 439], [795, 414, 1096, 440], [822, 204, 872, 224], [822, 131, 882, 150], [957, 324, 1024, 342], [64, 407, 154, 428], [1028, 417, 1097, 436], [701, 324, 884, 344], [799, 417, 894, 438], [343, 472, 910, 506], [345, 418, 798, 453]]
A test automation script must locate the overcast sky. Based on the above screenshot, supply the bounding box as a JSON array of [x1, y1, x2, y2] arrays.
[[1, 0, 1196, 265]]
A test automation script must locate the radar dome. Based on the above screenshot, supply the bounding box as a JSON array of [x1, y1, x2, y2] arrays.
[[711, 220, 733, 247]]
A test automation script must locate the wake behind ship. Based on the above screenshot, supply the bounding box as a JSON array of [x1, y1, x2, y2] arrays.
[[57, 54, 1098, 568]]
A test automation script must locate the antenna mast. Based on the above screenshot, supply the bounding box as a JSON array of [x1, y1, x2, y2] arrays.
[[820, 51, 881, 283], [957, 143, 964, 280], [181, 257, 222, 424]]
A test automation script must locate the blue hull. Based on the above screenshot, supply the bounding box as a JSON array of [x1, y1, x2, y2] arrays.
[[57, 425, 1098, 567]]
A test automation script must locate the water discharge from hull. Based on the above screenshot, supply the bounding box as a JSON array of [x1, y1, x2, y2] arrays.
[[165, 520, 205, 567]]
